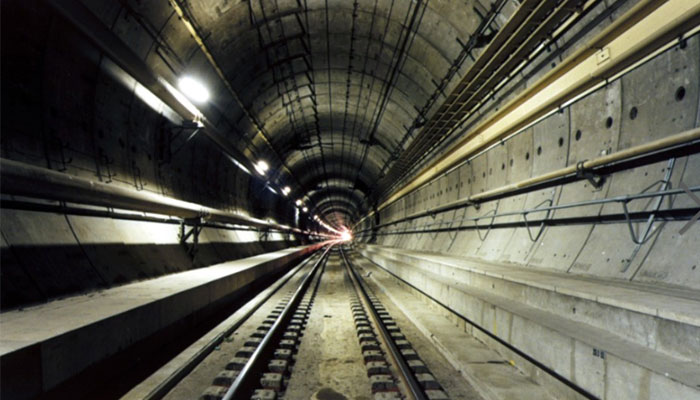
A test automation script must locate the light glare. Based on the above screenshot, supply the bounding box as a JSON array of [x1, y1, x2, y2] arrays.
[[255, 160, 269, 175], [178, 76, 210, 103], [302, 207, 308, 212], [295, 199, 303, 206]]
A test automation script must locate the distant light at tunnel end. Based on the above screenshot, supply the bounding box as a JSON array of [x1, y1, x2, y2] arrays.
[[337, 225, 352, 241], [178, 76, 210, 104]]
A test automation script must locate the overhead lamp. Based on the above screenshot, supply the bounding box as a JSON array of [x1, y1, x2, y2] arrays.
[[255, 160, 269, 175], [282, 186, 291, 196], [178, 76, 210, 104], [295, 199, 303, 206], [302, 207, 308, 212]]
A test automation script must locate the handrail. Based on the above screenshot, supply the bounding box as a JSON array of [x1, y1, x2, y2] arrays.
[[361, 127, 700, 230], [0, 158, 302, 233], [368, 0, 700, 221]]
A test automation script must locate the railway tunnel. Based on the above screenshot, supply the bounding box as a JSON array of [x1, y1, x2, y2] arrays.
[[1, 0, 700, 399]]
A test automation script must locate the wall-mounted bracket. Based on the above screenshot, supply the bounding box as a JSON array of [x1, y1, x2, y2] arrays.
[[576, 161, 606, 189], [258, 227, 270, 242], [179, 217, 203, 256]]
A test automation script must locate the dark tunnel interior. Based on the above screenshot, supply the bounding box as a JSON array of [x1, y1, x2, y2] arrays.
[[1, 1, 700, 399]]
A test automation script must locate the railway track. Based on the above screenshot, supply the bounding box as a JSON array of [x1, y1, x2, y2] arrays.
[[341, 248, 450, 400], [155, 245, 470, 400], [200, 246, 332, 400]]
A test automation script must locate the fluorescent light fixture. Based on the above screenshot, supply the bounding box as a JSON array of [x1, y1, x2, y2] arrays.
[[295, 199, 303, 206], [178, 76, 210, 104], [302, 207, 308, 212], [282, 186, 291, 196], [255, 160, 269, 175]]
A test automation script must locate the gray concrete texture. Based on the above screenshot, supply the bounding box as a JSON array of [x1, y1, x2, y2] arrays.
[[0, 245, 318, 399], [1, 0, 699, 399]]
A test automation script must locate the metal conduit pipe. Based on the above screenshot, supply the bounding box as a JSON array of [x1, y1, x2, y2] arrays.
[[373, 0, 700, 214], [362, 127, 700, 229], [0, 158, 301, 233], [47, 0, 257, 176]]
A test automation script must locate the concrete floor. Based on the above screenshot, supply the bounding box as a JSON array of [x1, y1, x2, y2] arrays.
[[161, 259, 317, 400], [284, 255, 372, 400]]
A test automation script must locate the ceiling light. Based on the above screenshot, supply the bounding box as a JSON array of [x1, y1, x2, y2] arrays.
[[255, 160, 269, 175], [282, 186, 291, 196], [302, 207, 308, 212], [295, 199, 303, 206], [178, 76, 210, 103]]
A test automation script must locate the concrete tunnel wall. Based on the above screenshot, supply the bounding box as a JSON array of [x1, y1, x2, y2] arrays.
[[365, 35, 700, 290], [1, 0, 699, 399], [354, 32, 700, 400], [0, 1, 304, 310]]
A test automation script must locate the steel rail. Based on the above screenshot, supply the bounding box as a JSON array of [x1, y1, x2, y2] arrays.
[[353, 251, 599, 400], [142, 252, 322, 400], [222, 245, 333, 400], [340, 248, 427, 400]]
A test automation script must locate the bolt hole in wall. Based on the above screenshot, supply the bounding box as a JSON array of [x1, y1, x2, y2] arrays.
[[537, 146, 542, 155], [558, 137, 564, 147], [575, 129, 582, 141], [605, 116, 613, 128], [676, 86, 685, 101], [629, 106, 638, 120]]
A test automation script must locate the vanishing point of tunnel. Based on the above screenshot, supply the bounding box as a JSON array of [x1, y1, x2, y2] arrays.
[[1, 0, 700, 399]]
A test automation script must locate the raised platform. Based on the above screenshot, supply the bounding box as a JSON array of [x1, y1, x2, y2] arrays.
[[359, 244, 700, 399], [0, 245, 319, 399]]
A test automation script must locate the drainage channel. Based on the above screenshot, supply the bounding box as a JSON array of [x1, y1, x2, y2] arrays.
[[340, 247, 450, 400], [198, 245, 333, 400]]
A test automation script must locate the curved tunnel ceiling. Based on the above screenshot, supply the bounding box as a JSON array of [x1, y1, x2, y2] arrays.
[[165, 0, 482, 228]]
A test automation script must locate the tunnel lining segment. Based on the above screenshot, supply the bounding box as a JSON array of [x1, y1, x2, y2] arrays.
[[371, 0, 700, 221]]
